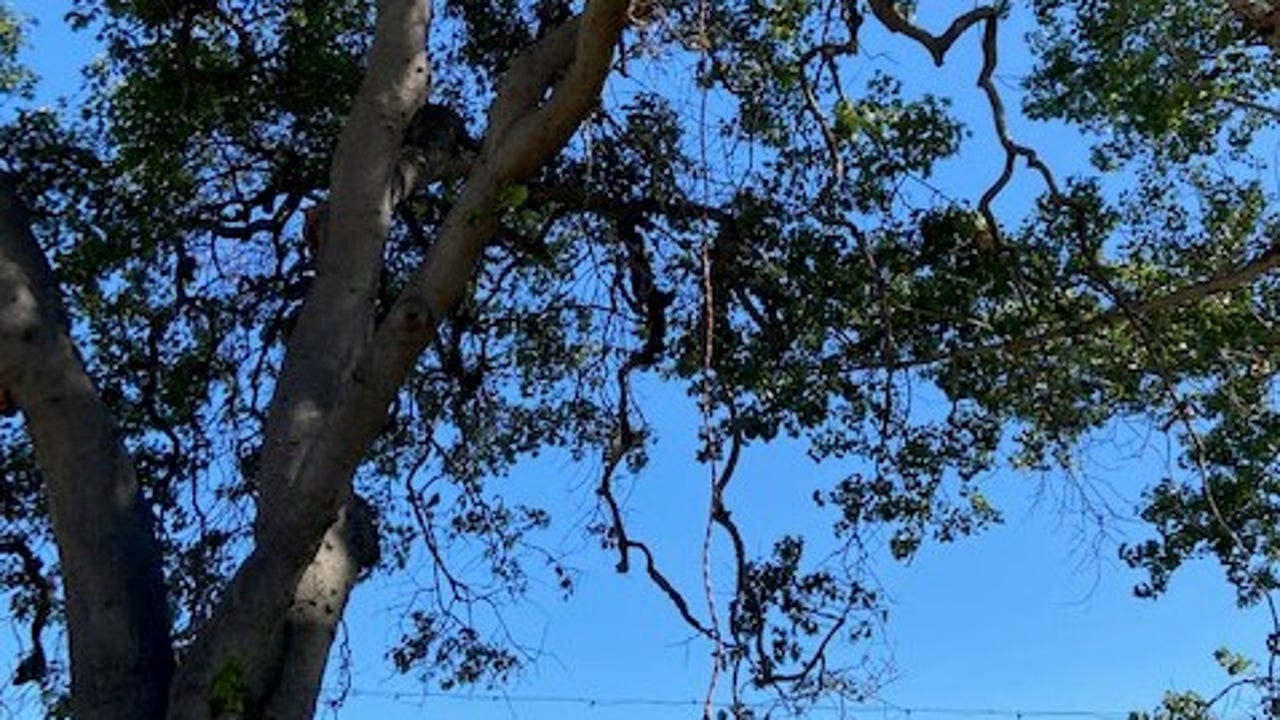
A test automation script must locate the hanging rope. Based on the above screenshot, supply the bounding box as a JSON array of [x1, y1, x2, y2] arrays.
[[694, 1, 723, 717]]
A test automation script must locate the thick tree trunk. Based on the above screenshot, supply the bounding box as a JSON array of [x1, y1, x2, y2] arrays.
[[166, 2, 631, 715], [262, 498, 377, 719], [0, 176, 173, 719], [167, 0, 434, 713]]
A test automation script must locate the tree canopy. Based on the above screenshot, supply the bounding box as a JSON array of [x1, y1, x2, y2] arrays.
[[1, 0, 1280, 718]]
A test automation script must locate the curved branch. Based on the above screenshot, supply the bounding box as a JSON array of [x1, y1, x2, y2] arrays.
[[0, 176, 172, 720], [866, 0, 996, 66], [973, 14, 1062, 238], [0, 536, 54, 686], [868, 2, 1063, 242], [596, 421, 718, 639]]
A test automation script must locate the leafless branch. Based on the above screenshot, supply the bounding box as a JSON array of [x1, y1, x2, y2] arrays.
[[0, 537, 53, 686]]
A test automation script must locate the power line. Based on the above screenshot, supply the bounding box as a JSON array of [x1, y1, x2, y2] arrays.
[[326, 686, 1137, 719]]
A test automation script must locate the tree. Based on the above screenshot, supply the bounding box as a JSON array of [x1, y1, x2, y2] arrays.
[[2, 0, 1280, 718]]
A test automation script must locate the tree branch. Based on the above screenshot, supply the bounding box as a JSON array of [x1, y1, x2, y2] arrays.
[[0, 536, 55, 687], [874, 238, 1280, 371], [866, 0, 994, 66], [0, 175, 173, 720], [254, 0, 432, 528], [868, 2, 1062, 243], [168, 1, 630, 715], [169, 0, 432, 715], [1229, 0, 1280, 53]]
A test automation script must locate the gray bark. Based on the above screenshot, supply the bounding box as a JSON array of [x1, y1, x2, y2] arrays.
[[166, 0, 435, 714], [263, 498, 378, 719], [0, 175, 173, 719], [165, 2, 632, 712]]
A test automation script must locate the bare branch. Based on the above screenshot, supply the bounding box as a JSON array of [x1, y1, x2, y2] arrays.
[[0, 537, 54, 687], [973, 14, 1062, 238], [869, 2, 1063, 243], [866, 0, 994, 66]]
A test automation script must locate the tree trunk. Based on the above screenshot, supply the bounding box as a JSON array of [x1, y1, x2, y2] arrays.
[[0, 175, 173, 719], [263, 498, 377, 719]]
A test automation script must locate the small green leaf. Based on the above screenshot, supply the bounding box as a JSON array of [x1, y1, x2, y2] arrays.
[[500, 183, 529, 209], [1212, 646, 1253, 676], [833, 99, 860, 139]]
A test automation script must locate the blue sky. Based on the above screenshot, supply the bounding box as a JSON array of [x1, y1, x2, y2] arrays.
[[6, 2, 1276, 719]]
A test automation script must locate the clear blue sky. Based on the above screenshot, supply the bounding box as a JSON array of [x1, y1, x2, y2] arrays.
[[6, 2, 1275, 719]]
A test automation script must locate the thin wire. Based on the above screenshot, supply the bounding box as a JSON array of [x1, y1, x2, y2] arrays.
[[327, 686, 1139, 719]]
